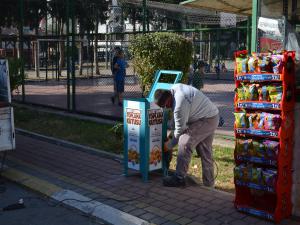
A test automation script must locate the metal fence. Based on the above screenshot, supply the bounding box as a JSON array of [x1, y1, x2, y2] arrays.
[[1, 0, 251, 132]]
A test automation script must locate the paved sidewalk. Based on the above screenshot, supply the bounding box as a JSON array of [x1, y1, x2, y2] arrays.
[[2, 134, 299, 225]]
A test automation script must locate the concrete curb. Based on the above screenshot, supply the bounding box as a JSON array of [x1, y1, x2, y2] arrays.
[[2, 167, 153, 225]]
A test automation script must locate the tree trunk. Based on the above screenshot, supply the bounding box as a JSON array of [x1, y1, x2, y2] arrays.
[[78, 24, 84, 76], [58, 19, 65, 76], [78, 38, 83, 76], [94, 20, 100, 75]]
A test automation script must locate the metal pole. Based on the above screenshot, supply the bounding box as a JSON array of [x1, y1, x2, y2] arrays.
[[35, 41, 40, 78], [292, 0, 297, 30], [45, 0, 48, 81], [251, 0, 259, 52], [142, 0, 147, 33], [216, 30, 220, 79], [18, 0, 25, 102], [247, 16, 251, 52], [105, 25, 109, 69], [71, 0, 76, 112], [66, 0, 71, 111]]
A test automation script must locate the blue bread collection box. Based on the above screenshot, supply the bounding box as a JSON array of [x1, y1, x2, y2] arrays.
[[123, 70, 182, 181]]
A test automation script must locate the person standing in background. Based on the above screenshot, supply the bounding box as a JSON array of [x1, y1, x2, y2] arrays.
[[111, 46, 121, 104], [113, 49, 127, 107]]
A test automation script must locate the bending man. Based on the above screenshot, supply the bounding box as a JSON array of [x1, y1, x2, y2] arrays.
[[154, 83, 219, 187]]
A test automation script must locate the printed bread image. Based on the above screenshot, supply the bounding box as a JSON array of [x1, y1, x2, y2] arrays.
[[150, 145, 162, 166], [128, 145, 139, 166]]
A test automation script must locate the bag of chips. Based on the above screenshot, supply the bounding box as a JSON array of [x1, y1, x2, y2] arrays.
[[264, 113, 281, 131], [236, 86, 245, 101], [234, 112, 248, 128], [268, 85, 283, 103], [248, 113, 260, 129], [252, 141, 265, 158], [249, 84, 259, 100], [236, 139, 252, 156], [271, 54, 284, 74], [263, 140, 279, 160], [236, 57, 248, 74], [251, 167, 263, 184], [262, 169, 277, 187], [257, 112, 265, 129]]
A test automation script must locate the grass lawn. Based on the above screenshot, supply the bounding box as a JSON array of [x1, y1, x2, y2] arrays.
[[14, 104, 234, 192], [170, 147, 234, 193], [14, 105, 123, 154]]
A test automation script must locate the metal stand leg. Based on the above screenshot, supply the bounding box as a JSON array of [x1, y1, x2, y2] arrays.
[[0, 151, 7, 176]]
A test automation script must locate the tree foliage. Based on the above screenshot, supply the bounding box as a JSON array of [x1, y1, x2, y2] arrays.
[[129, 32, 193, 94]]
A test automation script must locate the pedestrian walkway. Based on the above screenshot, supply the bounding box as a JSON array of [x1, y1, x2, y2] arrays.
[[2, 134, 299, 225]]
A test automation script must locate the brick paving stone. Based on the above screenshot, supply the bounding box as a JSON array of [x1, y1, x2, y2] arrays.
[[150, 216, 169, 225], [193, 215, 209, 223], [161, 204, 177, 211], [135, 202, 148, 209], [254, 220, 276, 225], [184, 211, 199, 219], [202, 219, 222, 225], [173, 201, 189, 209], [217, 215, 236, 224], [229, 220, 249, 225], [280, 220, 300, 225], [162, 221, 181, 225], [120, 205, 136, 213], [201, 195, 215, 202], [164, 213, 182, 221], [229, 211, 247, 220], [186, 198, 200, 205], [196, 201, 211, 208], [218, 206, 236, 215], [183, 204, 199, 211], [206, 203, 224, 211], [195, 207, 211, 216], [139, 212, 157, 221], [172, 208, 186, 215], [187, 222, 205, 225], [151, 200, 165, 208], [175, 217, 193, 225], [129, 208, 147, 217], [205, 211, 223, 220], [242, 215, 263, 224]]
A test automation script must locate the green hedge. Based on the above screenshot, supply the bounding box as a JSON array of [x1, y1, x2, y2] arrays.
[[129, 32, 193, 95]]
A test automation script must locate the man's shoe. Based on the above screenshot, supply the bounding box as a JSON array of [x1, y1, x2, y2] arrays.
[[163, 175, 186, 187]]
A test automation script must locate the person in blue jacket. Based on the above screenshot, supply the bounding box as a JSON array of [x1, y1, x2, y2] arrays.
[[113, 49, 127, 106], [111, 46, 121, 104]]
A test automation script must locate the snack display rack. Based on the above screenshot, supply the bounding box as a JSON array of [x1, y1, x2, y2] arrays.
[[233, 50, 296, 223]]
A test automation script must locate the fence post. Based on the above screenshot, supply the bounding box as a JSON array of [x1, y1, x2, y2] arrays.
[[247, 16, 251, 52], [18, 0, 25, 102], [35, 41, 40, 78], [142, 0, 147, 33], [216, 29, 220, 80], [71, 0, 76, 112], [45, 0, 48, 81], [251, 0, 258, 52], [66, 0, 71, 111]]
